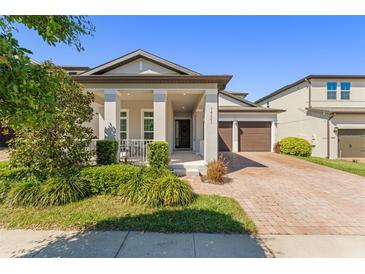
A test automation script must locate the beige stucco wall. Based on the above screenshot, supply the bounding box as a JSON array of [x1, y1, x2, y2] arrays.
[[120, 100, 153, 139], [219, 93, 251, 107], [311, 79, 365, 108], [258, 83, 330, 157]]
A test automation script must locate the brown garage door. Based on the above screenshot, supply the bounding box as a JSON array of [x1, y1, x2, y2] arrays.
[[338, 129, 365, 158], [218, 122, 232, 152], [239, 122, 271, 152]]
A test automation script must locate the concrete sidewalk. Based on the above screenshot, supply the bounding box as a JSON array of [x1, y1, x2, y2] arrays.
[[0, 229, 266, 258], [260, 235, 365, 258]]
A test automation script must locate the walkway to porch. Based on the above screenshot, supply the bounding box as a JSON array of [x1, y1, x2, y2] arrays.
[[169, 151, 206, 176]]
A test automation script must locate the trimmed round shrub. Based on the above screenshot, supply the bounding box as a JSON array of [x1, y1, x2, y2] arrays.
[[96, 140, 118, 165], [147, 141, 169, 169], [206, 159, 227, 184], [78, 164, 140, 195], [279, 137, 312, 157], [37, 176, 90, 207], [6, 176, 41, 206]]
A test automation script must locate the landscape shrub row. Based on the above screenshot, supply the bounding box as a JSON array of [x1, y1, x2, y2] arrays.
[[0, 162, 193, 208]]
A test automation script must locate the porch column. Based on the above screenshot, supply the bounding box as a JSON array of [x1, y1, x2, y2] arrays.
[[153, 89, 167, 141], [195, 110, 204, 156], [232, 121, 239, 152], [98, 106, 105, 140], [204, 89, 218, 162], [271, 121, 277, 152], [104, 89, 121, 144]]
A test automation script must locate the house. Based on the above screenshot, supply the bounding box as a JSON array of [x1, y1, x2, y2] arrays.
[[255, 75, 365, 159], [65, 49, 283, 170]]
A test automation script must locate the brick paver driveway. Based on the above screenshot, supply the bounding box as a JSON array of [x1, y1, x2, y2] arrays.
[[189, 152, 365, 235]]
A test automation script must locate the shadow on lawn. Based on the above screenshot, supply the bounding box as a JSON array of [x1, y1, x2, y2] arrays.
[[18, 209, 261, 258]]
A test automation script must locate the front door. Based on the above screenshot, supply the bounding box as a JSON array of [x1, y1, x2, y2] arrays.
[[175, 119, 190, 149]]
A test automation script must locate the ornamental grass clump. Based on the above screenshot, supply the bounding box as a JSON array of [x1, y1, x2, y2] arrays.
[[206, 158, 227, 184], [37, 176, 90, 207], [6, 176, 41, 206], [147, 175, 194, 207], [118, 167, 194, 207]]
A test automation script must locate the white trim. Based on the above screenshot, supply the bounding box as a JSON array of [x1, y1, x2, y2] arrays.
[[271, 121, 277, 152], [219, 117, 277, 122], [141, 108, 154, 140], [120, 109, 129, 140], [336, 124, 365, 129], [232, 121, 239, 152]]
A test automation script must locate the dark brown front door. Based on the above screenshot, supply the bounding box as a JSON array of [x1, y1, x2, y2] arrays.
[[218, 122, 232, 151], [239, 122, 271, 152], [175, 119, 190, 149]]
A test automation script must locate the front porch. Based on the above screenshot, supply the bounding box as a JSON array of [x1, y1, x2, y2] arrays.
[[169, 151, 206, 176], [88, 87, 219, 164]]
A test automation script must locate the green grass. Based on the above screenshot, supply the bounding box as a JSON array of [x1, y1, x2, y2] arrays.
[[0, 194, 256, 234], [298, 156, 365, 177]]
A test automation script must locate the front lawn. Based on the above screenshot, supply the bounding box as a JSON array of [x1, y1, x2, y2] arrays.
[[298, 156, 365, 177], [0, 194, 256, 234]]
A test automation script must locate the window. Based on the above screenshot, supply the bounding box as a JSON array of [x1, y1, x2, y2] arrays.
[[120, 111, 128, 140], [327, 82, 337, 100], [340, 82, 351, 100], [142, 111, 154, 140]]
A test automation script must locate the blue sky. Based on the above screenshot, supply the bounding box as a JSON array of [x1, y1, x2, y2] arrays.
[[14, 16, 365, 101]]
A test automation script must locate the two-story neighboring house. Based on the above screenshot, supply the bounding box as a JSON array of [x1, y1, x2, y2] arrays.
[[255, 75, 365, 159]]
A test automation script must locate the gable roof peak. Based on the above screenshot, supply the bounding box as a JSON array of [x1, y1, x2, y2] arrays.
[[81, 49, 201, 76]]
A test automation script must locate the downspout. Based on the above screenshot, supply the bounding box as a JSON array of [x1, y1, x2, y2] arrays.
[[327, 113, 335, 159], [305, 78, 312, 109]]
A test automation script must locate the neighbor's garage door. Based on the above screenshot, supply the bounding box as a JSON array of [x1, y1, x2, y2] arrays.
[[218, 122, 232, 152], [238, 122, 271, 152], [338, 129, 365, 157]]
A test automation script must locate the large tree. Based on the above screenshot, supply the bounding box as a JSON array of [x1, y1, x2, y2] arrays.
[[0, 16, 94, 129], [8, 62, 94, 175]]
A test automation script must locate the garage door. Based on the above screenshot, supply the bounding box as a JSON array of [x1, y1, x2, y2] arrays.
[[338, 129, 365, 158], [218, 122, 232, 152], [239, 122, 271, 152]]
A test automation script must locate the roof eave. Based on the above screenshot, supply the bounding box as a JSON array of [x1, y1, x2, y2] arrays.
[[73, 75, 232, 91]]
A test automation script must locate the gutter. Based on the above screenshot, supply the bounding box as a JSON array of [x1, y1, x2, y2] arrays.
[[305, 78, 312, 109], [326, 113, 336, 159]]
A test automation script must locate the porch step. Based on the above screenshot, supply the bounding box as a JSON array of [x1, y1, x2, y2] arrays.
[[172, 168, 200, 177]]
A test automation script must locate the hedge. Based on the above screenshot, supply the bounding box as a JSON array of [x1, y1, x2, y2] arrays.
[[77, 164, 140, 195], [96, 140, 118, 165], [147, 141, 169, 169], [279, 137, 312, 157]]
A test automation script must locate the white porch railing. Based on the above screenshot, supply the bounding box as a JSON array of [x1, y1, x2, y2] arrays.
[[90, 139, 152, 164], [120, 139, 153, 164]]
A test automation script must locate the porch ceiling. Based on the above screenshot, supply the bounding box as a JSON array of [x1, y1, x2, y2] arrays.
[[169, 93, 203, 112]]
